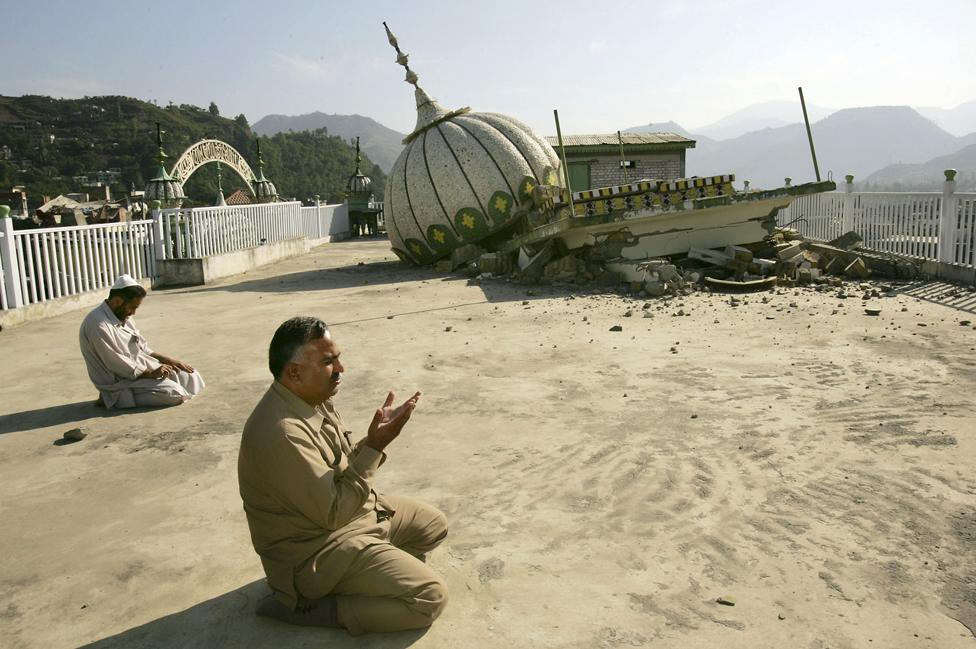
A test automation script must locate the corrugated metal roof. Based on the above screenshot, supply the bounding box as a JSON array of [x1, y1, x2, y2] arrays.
[[543, 133, 694, 146]]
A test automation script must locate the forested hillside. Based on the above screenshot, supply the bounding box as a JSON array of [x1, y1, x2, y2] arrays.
[[0, 95, 384, 208]]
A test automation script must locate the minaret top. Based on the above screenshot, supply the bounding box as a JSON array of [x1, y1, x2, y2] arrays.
[[150, 122, 175, 182]]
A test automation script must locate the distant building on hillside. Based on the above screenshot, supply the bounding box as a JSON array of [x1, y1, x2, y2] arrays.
[[544, 133, 695, 191], [225, 189, 252, 205], [1, 186, 30, 218]]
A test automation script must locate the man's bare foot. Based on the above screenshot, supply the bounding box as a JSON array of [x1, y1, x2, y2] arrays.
[[256, 593, 339, 628]]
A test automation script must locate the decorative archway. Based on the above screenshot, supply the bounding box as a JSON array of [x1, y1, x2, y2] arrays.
[[170, 139, 257, 196]]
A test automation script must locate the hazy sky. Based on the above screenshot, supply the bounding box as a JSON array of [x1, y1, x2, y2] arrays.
[[5, 0, 974, 136]]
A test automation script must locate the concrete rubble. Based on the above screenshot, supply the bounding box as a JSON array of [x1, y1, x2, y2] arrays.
[[451, 228, 925, 301]]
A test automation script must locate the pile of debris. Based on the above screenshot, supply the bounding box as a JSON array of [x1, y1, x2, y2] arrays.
[[440, 228, 921, 296]]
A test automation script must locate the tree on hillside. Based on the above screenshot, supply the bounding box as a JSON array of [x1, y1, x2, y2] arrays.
[[209, 102, 220, 117]]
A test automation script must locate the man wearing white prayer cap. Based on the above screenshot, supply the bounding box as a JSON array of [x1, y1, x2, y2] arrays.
[[78, 274, 205, 409]]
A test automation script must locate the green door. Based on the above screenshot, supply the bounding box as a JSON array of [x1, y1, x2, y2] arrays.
[[568, 162, 590, 192]]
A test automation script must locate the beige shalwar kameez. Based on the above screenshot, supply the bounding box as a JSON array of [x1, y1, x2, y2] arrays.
[[78, 302, 204, 409], [238, 382, 448, 634]]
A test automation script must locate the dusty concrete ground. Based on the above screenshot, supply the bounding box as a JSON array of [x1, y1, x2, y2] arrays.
[[1, 239, 975, 649]]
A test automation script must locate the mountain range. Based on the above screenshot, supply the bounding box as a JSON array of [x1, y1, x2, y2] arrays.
[[677, 105, 970, 189], [864, 142, 976, 191], [253, 112, 406, 174], [916, 100, 976, 137], [251, 100, 976, 191], [690, 100, 835, 141]]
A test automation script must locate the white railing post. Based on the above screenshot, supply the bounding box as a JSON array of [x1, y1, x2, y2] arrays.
[[151, 203, 166, 261], [841, 174, 855, 233], [315, 196, 323, 239], [0, 206, 24, 308], [938, 169, 958, 264]]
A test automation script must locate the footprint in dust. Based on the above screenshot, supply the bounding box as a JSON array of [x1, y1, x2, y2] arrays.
[[478, 557, 505, 584]]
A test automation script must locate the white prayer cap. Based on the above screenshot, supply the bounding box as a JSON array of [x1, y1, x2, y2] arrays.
[[111, 274, 139, 290]]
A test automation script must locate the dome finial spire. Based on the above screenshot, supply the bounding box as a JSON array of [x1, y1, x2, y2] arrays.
[[383, 22, 420, 88], [382, 21, 471, 144], [355, 136, 362, 173], [154, 122, 169, 170]]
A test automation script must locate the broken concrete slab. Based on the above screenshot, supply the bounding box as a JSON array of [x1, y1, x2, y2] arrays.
[[825, 255, 847, 276], [451, 244, 486, 269], [828, 230, 864, 250], [517, 241, 556, 280], [725, 245, 754, 264], [804, 242, 917, 279], [478, 251, 515, 276], [689, 247, 732, 267], [844, 257, 869, 279], [543, 254, 580, 280], [776, 242, 805, 260]]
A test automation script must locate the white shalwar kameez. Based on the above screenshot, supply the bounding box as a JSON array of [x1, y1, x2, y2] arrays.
[[79, 302, 205, 409]]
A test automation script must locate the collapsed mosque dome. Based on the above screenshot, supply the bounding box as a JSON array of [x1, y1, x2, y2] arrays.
[[382, 23, 564, 265]]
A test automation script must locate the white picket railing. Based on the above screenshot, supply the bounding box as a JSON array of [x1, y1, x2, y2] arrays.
[[1, 200, 358, 313], [0, 219, 156, 309], [778, 171, 975, 271], [156, 201, 304, 260], [780, 193, 846, 242], [0, 229, 10, 310], [853, 193, 942, 261], [955, 194, 976, 267]]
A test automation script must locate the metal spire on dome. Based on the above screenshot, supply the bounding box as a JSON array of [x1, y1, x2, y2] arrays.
[[251, 139, 278, 203], [383, 21, 470, 144], [150, 122, 174, 182], [215, 161, 226, 206], [253, 139, 268, 182], [354, 136, 362, 174]]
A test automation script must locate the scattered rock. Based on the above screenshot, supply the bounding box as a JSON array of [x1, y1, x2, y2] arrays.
[[609, 325, 623, 332], [63, 427, 88, 442], [716, 596, 736, 606], [961, 320, 972, 326]]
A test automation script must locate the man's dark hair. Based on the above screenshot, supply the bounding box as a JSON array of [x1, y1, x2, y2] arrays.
[[269, 316, 329, 379], [108, 285, 147, 302]]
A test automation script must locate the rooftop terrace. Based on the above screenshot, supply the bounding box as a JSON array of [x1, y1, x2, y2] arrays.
[[1, 239, 974, 648]]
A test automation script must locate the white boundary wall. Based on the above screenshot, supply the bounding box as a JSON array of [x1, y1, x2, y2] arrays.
[[300, 201, 349, 241], [778, 172, 975, 274], [1, 201, 353, 323], [0, 218, 156, 311]]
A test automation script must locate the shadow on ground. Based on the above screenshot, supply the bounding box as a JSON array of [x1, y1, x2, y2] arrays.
[[897, 281, 976, 315], [0, 401, 109, 436], [81, 580, 429, 649], [0, 401, 181, 437], [165, 254, 616, 310], [175, 261, 434, 295]]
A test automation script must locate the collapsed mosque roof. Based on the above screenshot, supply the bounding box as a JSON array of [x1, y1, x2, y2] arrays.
[[381, 22, 565, 265]]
